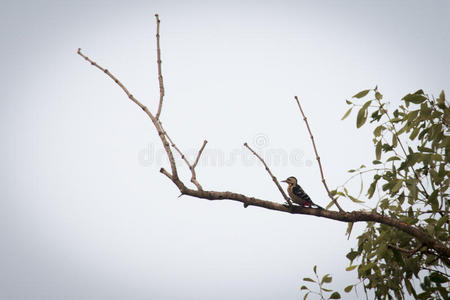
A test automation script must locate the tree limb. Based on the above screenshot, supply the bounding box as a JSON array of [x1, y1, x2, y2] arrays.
[[157, 179, 450, 259]]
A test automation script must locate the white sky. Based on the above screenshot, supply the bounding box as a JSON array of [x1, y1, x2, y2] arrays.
[[1, 0, 449, 299]]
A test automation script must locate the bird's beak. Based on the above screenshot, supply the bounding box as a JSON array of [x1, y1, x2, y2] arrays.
[[281, 179, 287, 183]]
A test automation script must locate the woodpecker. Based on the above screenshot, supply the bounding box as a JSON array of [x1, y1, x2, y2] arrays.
[[282, 176, 323, 209]]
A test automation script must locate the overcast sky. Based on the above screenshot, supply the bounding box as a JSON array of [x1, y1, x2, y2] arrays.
[[1, 0, 449, 299]]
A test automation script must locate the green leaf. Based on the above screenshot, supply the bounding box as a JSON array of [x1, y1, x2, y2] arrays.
[[392, 133, 398, 148], [405, 277, 415, 295], [341, 107, 353, 120], [321, 274, 332, 284], [348, 195, 364, 203], [353, 89, 370, 99], [374, 125, 384, 137], [313, 265, 317, 274], [300, 285, 308, 290], [346, 250, 359, 261], [372, 160, 382, 165], [325, 200, 334, 210], [417, 146, 434, 153], [303, 292, 309, 300], [402, 93, 427, 104], [386, 156, 400, 162], [367, 182, 376, 199], [437, 90, 445, 106], [303, 277, 315, 283], [375, 141, 382, 160], [346, 222, 354, 238], [344, 285, 353, 293], [409, 127, 420, 140], [375, 91, 383, 100], [429, 272, 448, 284], [356, 101, 372, 128], [345, 99, 353, 105], [436, 215, 448, 229], [346, 265, 357, 271], [428, 190, 439, 211], [329, 292, 341, 299], [391, 179, 403, 194]]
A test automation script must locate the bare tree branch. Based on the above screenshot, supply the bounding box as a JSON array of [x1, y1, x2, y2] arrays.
[[159, 182, 450, 259], [155, 14, 165, 120], [294, 96, 344, 212], [243, 142, 292, 208]]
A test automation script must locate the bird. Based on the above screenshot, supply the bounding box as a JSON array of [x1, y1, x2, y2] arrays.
[[281, 176, 323, 209]]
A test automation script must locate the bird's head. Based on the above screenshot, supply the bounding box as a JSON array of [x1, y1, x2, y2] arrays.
[[281, 176, 297, 186]]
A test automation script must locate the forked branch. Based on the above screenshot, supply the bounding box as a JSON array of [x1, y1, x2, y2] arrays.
[[160, 121, 207, 190]]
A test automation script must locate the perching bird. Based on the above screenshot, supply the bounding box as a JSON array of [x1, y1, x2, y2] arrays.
[[282, 176, 323, 209]]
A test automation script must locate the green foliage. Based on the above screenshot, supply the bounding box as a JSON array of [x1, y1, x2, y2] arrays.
[[306, 88, 449, 300], [341, 88, 449, 299], [300, 266, 342, 300]]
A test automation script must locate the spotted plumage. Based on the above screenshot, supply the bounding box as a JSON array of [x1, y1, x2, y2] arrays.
[[282, 176, 323, 209]]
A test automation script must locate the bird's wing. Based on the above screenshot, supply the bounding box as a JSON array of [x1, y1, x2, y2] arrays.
[[293, 185, 313, 204]]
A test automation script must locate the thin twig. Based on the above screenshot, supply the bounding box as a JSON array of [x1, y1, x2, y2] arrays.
[[387, 243, 426, 259], [193, 140, 208, 169], [294, 96, 344, 212], [408, 243, 425, 257], [244, 142, 292, 207], [422, 267, 449, 278], [155, 14, 165, 120]]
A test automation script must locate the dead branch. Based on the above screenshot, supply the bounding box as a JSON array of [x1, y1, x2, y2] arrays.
[[294, 96, 344, 212]]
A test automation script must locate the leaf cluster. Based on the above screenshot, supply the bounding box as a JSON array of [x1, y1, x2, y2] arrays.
[[301, 265, 342, 300], [303, 88, 449, 300], [341, 88, 449, 299]]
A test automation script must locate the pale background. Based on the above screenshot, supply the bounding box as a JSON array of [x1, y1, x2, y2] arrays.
[[1, 0, 449, 299]]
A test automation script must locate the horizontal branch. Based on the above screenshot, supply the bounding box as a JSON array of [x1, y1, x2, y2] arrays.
[[160, 176, 449, 259]]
